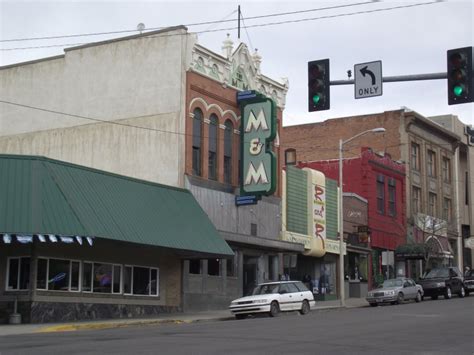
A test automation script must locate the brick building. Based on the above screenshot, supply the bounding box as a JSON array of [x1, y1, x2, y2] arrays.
[[282, 109, 464, 277], [298, 148, 406, 286]]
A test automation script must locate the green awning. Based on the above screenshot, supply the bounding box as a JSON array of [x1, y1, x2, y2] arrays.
[[0, 154, 233, 257]]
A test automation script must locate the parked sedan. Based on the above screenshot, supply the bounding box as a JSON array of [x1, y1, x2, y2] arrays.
[[463, 269, 474, 296], [366, 277, 423, 307], [417, 267, 465, 300], [229, 281, 315, 319]]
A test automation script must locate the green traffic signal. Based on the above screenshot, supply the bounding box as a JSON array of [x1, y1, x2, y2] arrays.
[[312, 94, 321, 105], [453, 85, 463, 97]]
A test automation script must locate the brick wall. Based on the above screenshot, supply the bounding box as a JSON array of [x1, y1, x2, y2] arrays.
[[282, 110, 404, 163]]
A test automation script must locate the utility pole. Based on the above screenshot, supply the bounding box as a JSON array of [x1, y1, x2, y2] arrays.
[[238, 5, 241, 40]]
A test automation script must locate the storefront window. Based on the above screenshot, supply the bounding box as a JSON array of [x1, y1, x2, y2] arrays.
[[133, 267, 150, 295], [123, 266, 132, 294], [347, 253, 368, 281], [113, 265, 122, 294], [70, 261, 80, 291], [7, 257, 30, 290], [82, 262, 93, 292], [93, 263, 112, 293], [36, 258, 48, 290], [189, 259, 202, 274], [48, 259, 71, 291]]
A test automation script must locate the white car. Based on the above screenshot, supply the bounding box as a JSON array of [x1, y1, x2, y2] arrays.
[[229, 281, 316, 319]]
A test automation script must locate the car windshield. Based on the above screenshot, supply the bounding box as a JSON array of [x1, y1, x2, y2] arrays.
[[424, 269, 449, 279], [382, 279, 403, 288], [252, 284, 280, 295]]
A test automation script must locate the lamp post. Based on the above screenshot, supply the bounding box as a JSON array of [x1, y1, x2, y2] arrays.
[[338, 127, 386, 307]]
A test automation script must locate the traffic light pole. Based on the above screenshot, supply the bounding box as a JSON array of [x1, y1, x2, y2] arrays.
[[330, 72, 448, 86]]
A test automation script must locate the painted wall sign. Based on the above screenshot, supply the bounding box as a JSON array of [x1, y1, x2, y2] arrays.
[[239, 92, 277, 196]]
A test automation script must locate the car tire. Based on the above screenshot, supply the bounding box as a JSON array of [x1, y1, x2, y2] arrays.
[[235, 314, 247, 320], [466, 290, 470, 297], [431, 295, 438, 300], [415, 292, 422, 303], [369, 303, 378, 307], [458, 287, 465, 298], [396, 292, 404, 304], [444, 286, 452, 299], [300, 300, 310, 315], [269, 301, 280, 317]]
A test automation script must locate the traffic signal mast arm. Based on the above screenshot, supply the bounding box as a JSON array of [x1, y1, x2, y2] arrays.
[[330, 72, 448, 85]]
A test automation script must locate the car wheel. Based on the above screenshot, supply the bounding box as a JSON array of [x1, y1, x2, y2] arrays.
[[396, 292, 404, 304], [431, 295, 438, 300], [235, 314, 247, 320], [444, 286, 452, 299], [415, 291, 422, 303], [269, 301, 280, 317], [458, 287, 465, 298], [299, 300, 310, 315], [369, 303, 378, 307]]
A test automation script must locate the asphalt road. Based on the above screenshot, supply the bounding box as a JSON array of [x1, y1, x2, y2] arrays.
[[1, 297, 473, 355]]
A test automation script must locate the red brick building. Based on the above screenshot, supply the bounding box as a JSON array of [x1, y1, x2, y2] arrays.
[[298, 147, 406, 285]]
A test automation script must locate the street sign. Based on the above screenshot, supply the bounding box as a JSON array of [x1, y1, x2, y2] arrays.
[[354, 60, 383, 99]]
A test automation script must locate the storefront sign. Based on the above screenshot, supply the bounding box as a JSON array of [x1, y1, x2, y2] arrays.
[[310, 170, 326, 241], [325, 238, 346, 255], [239, 92, 277, 196]]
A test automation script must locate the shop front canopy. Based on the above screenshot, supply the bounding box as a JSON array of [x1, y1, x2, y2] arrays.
[[0, 155, 233, 258]]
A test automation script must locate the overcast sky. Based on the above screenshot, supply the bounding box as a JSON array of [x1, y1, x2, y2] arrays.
[[1, 0, 473, 127]]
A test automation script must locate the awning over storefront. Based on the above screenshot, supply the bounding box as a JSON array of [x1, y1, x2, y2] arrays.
[[0, 155, 233, 257]]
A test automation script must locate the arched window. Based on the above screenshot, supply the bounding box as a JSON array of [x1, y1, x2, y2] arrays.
[[208, 114, 218, 180], [192, 108, 203, 176], [224, 120, 233, 184]]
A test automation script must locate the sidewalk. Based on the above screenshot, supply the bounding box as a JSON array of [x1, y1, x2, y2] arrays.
[[0, 298, 368, 336]]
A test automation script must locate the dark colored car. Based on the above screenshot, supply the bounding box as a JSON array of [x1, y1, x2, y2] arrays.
[[463, 269, 474, 296], [417, 267, 465, 300]]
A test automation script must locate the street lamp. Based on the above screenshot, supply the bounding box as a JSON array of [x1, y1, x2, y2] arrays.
[[338, 127, 386, 307]]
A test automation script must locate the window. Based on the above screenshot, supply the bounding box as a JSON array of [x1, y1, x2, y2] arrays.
[[71, 261, 80, 291], [93, 263, 112, 293], [48, 259, 77, 291], [412, 186, 421, 215], [466, 171, 469, 205], [224, 120, 233, 184], [411, 143, 420, 171], [388, 179, 396, 217], [429, 193, 437, 217], [189, 259, 202, 274], [129, 266, 158, 296], [443, 198, 452, 222], [208, 114, 218, 180], [251, 223, 257, 236], [192, 108, 203, 176], [442, 157, 451, 183], [6, 257, 30, 290], [82, 262, 93, 292], [207, 259, 221, 276], [376, 175, 385, 214], [226, 254, 237, 277], [36, 258, 48, 290], [427, 150, 436, 177], [123, 266, 132, 294], [113, 265, 122, 294]]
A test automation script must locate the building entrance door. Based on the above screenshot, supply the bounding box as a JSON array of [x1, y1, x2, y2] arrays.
[[243, 256, 258, 296]]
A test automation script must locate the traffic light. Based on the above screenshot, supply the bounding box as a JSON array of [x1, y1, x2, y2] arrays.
[[308, 59, 330, 111], [447, 46, 473, 105]]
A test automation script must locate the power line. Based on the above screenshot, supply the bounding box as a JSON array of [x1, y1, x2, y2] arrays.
[[0, 1, 443, 52], [0, 1, 376, 43]]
